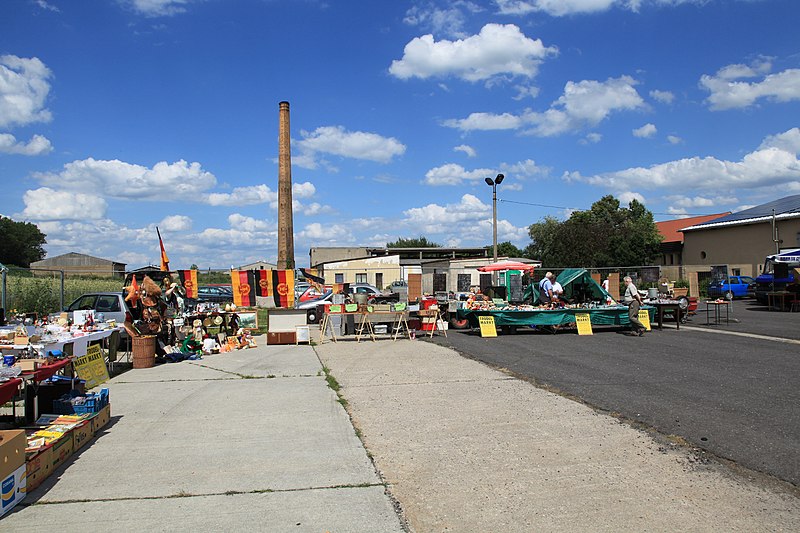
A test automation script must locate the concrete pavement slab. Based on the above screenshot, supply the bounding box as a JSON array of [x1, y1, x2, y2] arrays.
[[111, 358, 237, 382], [7, 339, 404, 530], [192, 340, 322, 378], [317, 339, 800, 532], [28, 376, 377, 502], [4, 486, 404, 532]]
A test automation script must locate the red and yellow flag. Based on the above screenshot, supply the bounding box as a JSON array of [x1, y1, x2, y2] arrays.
[[231, 270, 255, 307], [177, 270, 198, 299], [270, 269, 295, 308], [157, 227, 170, 272]]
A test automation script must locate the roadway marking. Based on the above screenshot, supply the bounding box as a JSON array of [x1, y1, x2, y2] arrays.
[[682, 326, 800, 345]]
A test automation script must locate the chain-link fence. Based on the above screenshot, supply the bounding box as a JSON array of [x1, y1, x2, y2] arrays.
[[1, 266, 123, 322]]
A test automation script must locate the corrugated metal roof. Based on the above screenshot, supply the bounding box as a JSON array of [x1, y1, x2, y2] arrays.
[[681, 194, 800, 232]]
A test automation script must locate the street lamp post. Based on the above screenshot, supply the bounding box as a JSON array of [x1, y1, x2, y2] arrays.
[[484, 173, 505, 264]]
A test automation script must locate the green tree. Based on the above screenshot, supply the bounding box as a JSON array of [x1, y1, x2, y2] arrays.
[[486, 241, 525, 258], [190, 264, 199, 270], [526, 196, 661, 267], [387, 236, 441, 248], [0, 217, 47, 267]]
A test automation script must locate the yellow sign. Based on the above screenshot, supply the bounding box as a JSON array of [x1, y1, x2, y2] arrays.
[[638, 310, 652, 331], [478, 316, 497, 337], [74, 343, 110, 389], [575, 313, 593, 335]]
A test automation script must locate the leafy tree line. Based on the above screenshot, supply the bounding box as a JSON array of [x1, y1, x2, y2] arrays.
[[526, 195, 662, 267], [0, 216, 47, 268]]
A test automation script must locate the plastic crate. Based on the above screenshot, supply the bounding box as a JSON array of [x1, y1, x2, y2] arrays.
[[53, 388, 109, 415]]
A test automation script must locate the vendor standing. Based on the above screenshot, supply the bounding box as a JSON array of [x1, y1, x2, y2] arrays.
[[623, 276, 646, 336]]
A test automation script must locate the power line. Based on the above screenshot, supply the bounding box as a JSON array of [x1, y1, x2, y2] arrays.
[[497, 198, 748, 218]]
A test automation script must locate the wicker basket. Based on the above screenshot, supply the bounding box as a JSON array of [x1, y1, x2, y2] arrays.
[[132, 335, 157, 369]]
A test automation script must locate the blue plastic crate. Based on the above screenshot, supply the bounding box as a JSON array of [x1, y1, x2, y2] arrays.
[[52, 388, 109, 415]]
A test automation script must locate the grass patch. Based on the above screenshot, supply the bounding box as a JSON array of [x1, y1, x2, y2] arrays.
[[322, 365, 347, 408]]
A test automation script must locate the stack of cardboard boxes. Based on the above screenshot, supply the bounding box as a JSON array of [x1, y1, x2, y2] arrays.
[[0, 402, 112, 519]]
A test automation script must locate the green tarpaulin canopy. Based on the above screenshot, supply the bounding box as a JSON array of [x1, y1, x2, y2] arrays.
[[523, 268, 614, 303]]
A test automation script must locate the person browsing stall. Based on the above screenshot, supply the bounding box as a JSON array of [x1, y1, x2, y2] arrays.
[[539, 272, 555, 305], [623, 276, 647, 336]]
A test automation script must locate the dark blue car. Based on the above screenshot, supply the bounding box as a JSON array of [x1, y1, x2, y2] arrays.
[[707, 276, 755, 299]]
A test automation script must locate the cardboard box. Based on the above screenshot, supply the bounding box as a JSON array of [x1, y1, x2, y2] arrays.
[[14, 358, 46, 372], [25, 445, 54, 492], [71, 421, 93, 451], [0, 430, 26, 480], [89, 404, 111, 435], [50, 432, 74, 471], [1, 464, 26, 517]]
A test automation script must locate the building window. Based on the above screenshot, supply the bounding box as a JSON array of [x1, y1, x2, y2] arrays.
[[700, 251, 707, 260], [732, 268, 741, 276], [375, 273, 383, 289], [335, 273, 344, 283], [355, 273, 367, 283]]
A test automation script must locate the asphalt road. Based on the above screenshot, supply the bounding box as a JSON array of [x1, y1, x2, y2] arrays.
[[433, 301, 800, 487]]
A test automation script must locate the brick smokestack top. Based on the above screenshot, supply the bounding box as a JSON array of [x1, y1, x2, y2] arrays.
[[277, 101, 294, 269]]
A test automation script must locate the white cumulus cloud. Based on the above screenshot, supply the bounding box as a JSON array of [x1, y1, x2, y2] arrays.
[[296, 125, 406, 164], [227, 213, 271, 232], [0, 133, 52, 155], [577, 128, 800, 194], [20, 188, 107, 221], [759, 127, 800, 153], [0, 55, 53, 128], [649, 89, 675, 104], [403, 3, 483, 38], [633, 123, 657, 138], [424, 163, 498, 186], [495, 0, 616, 16], [454, 144, 477, 157], [204, 184, 274, 207], [443, 75, 645, 136], [129, 0, 190, 17], [389, 23, 557, 82], [34, 158, 218, 201], [700, 59, 800, 110], [158, 214, 193, 232], [667, 135, 683, 144]]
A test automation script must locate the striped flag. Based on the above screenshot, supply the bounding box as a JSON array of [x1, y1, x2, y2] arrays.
[[249, 269, 271, 298], [177, 270, 198, 299], [270, 269, 295, 308], [230, 270, 256, 307]]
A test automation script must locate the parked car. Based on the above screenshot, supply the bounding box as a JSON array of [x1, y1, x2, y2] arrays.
[[50, 292, 132, 339], [197, 285, 233, 303], [707, 276, 756, 299], [349, 283, 399, 304], [295, 290, 335, 323]]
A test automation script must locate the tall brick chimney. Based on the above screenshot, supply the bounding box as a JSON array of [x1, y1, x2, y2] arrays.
[[277, 101, 294, 269]]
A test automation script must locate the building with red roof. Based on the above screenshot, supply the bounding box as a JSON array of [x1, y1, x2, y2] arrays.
[[655, 213, 730, 267]]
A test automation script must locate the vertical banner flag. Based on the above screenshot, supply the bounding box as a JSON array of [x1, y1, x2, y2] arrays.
[[156, 226, 170, 272], [247, 269, 269, 298], [230, 270, 256, 307], [177, 270, 198, 299], [270, 269, 295, 308]]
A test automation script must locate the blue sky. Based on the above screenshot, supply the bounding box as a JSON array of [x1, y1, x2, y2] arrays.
[[1, 0, 799, 269]]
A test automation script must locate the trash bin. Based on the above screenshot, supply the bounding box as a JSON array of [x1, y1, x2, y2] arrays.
[[132, 335, 157, 369]]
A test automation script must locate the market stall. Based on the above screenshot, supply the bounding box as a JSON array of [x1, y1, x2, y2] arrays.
[[459, 268, 655, 331], [457, 305, 654, 328]]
